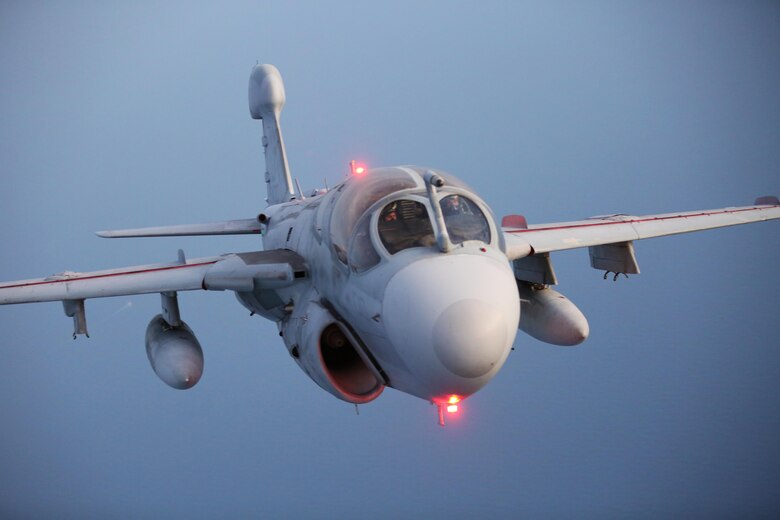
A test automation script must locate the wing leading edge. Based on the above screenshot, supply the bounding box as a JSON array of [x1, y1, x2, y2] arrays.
[[0, 250, 306, 305], [503, 199, 780, 260]]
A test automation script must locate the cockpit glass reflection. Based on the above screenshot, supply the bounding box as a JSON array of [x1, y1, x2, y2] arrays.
[[348, 212, 381, 272], [440, 195, 491, 244], [378, 200, 435, 254]]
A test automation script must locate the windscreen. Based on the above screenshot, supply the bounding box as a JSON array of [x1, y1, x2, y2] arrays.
[[378, 199, 435, 254], [440, 194, 491, 244]]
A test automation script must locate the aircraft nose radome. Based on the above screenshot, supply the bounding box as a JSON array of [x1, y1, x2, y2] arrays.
[[433, 299, 507, 378], [382, 254, 519, 396]]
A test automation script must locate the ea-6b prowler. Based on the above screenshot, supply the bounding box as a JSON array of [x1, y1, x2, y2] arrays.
[[2, 65, 778, 424]]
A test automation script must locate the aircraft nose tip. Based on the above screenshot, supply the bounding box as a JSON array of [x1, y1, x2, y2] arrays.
[[381, 253, 520, 398], [433, 298, 508, 378]]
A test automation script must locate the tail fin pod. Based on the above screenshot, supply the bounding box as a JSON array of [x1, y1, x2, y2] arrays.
[[249, 64, 295, 205]]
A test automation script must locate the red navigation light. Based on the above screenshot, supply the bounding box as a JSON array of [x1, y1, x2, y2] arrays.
[[355, 166, 365, 175], [447, 395, 460, 405]]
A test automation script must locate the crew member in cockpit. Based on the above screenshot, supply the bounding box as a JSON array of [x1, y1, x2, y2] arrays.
[[383, 203, 398, 222], [442, 195, 470, 216]]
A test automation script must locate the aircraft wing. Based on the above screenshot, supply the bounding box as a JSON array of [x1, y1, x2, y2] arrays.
[[0, 250, 306, 305], [95, 218, 262, 238], [503, 197, 780, 260]]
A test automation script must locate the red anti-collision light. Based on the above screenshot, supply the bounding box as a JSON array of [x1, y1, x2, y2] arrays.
[[350, 160, 367, 176], [445, 395, 460, 413]]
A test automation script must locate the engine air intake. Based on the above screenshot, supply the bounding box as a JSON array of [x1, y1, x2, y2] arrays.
[[320, 324, 383, 400]]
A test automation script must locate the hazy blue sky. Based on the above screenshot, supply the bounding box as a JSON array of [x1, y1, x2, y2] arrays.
[[1, 1, 779, 518]]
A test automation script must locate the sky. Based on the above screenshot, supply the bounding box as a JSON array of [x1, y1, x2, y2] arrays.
[[1, 1, 779, 518]]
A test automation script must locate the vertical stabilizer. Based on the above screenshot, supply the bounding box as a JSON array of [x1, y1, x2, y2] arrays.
[[249, 64, 295, 205]]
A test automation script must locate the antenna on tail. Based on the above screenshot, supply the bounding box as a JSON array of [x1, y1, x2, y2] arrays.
[[248, 64, 295, 205]]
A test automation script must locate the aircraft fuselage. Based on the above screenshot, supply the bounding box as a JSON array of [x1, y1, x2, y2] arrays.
[[236, 166, 520, 405]]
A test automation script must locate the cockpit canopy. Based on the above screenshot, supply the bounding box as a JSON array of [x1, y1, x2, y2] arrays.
[[328, 166, 494, 273], [330, 167, 417, 264]]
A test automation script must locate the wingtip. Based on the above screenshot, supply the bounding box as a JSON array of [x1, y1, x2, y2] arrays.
[[95, 231, 112, 238]]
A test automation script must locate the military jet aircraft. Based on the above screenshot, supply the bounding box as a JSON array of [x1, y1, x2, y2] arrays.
[[2, 64, 778, 425]]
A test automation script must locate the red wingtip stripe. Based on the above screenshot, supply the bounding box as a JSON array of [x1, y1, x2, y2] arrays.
[[506, 206, 774, 234], [0, 261, 218, 291]]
